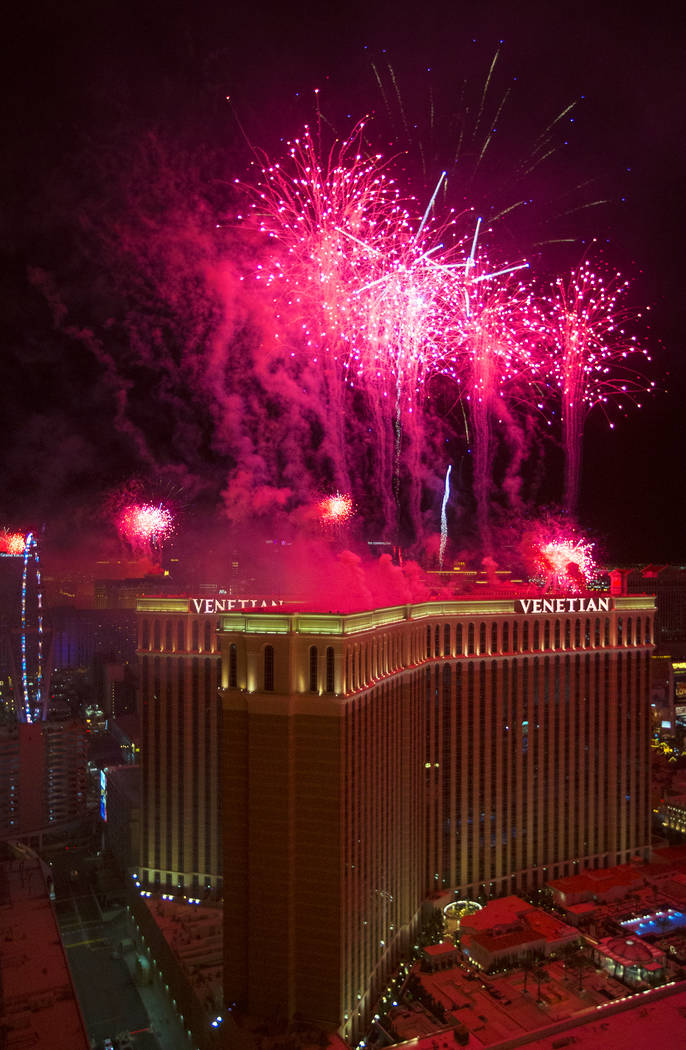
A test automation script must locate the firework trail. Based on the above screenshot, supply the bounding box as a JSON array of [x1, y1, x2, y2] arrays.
[[441, 220, 533, 547], [542, 259, 653, 515], [439, 464, 451, 569], [370, 50, 596, 252]]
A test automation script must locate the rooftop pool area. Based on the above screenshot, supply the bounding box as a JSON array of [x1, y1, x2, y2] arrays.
[[621, 908, 686, 938]]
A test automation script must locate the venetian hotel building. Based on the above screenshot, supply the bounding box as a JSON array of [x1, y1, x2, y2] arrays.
[[137, 595, 224, 894], [219, 592, 654, 1041]]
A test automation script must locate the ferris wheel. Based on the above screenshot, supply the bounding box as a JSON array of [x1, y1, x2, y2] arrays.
[[19, 532, 46, 723]]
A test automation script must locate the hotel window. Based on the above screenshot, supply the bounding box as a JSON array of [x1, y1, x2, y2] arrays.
[[434, 625, 440, 658], [456, 623, 463, 654], [191, 620, 199, 651], [165, 621, 173, 651], [533, 622, 540, 650], [594, 618, 601, 647], [229, 644, 237, 688], [617, 617, 623, 646], [491, 622, 498, 653], [522, 621, 529, 651], [635, 617, 641, 645], [153, 620, 161, 650], [626, 617, 632, 646], [544, 620, 551, 649], [309, 646, 318, 692], [564, 619, 571, 648], [467, 624, 475, 655], [326, 647, 335, 693], [204, 621, 212, 652], [426, 626, 432, 658], [141, 619, 150, 649], [479, 622, 486, 654], [443, 623, 451, 656], [264, 646, 274, 691], [554, 619, 561, 649], [502, 622, 509, 652], [512, 622, 518, 652], [177, 618, 185, 651]]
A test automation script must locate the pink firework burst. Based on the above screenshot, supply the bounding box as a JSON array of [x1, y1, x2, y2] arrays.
[[318, 492, 354, 526], [530, 528, 598, 593], [542, 258, 653, 514], [0, 530, 26, 555], [118, 502, 174, 552], [241, 122, 466, 534]]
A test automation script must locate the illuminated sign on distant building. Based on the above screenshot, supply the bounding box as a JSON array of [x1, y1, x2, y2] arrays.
[[189, 598, 285, 614], [515, 596, 613, 615]]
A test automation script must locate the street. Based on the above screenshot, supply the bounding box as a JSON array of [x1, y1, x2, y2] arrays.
[[47, 846, 191, 1050]]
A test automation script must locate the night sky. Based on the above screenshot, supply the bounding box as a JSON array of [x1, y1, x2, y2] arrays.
[[2, 1, 685, 567]]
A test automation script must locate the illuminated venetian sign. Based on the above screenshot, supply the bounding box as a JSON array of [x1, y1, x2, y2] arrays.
[[514, 596, 614, 615], [189, 597, 285, 614]]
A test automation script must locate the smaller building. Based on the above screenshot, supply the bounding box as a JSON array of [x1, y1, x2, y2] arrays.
[[459, 896, 578, 971], [548, 865, 645, 909], [592, 935, 666, 987], [421, 940, 459, 972], [560, 900, 600, 927]]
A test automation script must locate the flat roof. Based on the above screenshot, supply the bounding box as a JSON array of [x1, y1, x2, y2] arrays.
[[0, 857, 90, 1049], [137, 593, 655, 628]]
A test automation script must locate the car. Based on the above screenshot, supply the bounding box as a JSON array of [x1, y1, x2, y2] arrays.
[[103, 1039, 115, 1050]]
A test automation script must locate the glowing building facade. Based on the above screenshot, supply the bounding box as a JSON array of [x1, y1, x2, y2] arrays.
[[219, 593, 654, 1039], [137, 596, 223, 894]]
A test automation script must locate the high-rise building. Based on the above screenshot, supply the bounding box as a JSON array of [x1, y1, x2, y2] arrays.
[[0, 720, 88, 839], [137, 595, 224, 894], [136, 591, 291, 894], [218, 592, 654, 1040], [610, 565, 686, 656]]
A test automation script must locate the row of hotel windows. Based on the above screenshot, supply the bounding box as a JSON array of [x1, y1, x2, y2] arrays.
[[231, 614, 652, 694], [227, 644, 336, 692], [139, 618, 217, 654], [424, 616, 651, 658], [140, 613, 652, 663]]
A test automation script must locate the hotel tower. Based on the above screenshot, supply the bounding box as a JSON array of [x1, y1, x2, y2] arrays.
[[137, 595, 223, 894], [218, 592, 654, 1041]]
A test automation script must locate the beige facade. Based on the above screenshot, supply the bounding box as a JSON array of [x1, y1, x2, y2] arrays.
[[137, 597, 223, 893], [218, 594, 654, 1041]]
